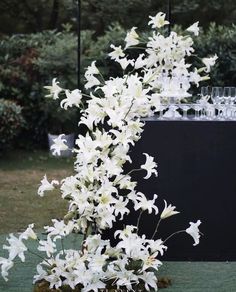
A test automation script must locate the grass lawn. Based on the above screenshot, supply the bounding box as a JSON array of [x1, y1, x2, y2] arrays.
[[0, 149, 74, 234]]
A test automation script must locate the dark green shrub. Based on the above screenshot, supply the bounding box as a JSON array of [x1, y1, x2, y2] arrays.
[[0, 31, 78, 147], [0, 99, 25, 150], [44, 98, 79, 135], [194, 23, 236, 86]]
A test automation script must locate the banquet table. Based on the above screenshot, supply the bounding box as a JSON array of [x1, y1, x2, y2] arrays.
[[127, 117, 236, 261]]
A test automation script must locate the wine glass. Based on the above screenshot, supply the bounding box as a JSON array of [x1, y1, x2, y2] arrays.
[[203, 104, 215, 120], [193, 104, 202, 120], [211, 87, 223, 119], [201, 86, 210, 101], [229, 87, 236, 105], [211, 87, 223, 104], [179, 104, 190, 120], [223, 87, 231, 105]]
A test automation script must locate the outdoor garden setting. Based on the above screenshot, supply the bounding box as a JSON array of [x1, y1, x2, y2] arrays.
[[0, 1, 236, 291]]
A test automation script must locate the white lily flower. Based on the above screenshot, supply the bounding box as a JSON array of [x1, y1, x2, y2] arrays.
[[60, 89, 82, 109], [134, 193, 159, 214], [20, 223, 37, 240], [148, 12, 169, 29], [3, 234, 27, 262], [114, 225, 137, 240], [134, 53, 147, 69], [125, 27, 139, 48], [50, 134, 69, 156], [114, 197, 130, 220], [44, 78, 62, 99], [141, 153, 158, 179], [139, 271, 158, 291], [85, 234, 108, 253], [33, 264, 48, 284], [202, 54, 218, 72], [85, 74, 100, 89], [186, 220, 202, 246], [85, 61, 99, 76], [45, 219, 75, 240], [187, 21, 200, 36], [0, 257, 14, 281], [108, 44, 125, 61], [146, 239, 167, 256], [160, 200, 180, 220], [88, 253, 109, 273], [117, 57, 134, 70], [38, 236, 57, 257], [37, 174, 59, 197]]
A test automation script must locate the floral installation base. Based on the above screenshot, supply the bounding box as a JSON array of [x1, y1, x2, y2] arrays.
[[34, 277, 171, 291]]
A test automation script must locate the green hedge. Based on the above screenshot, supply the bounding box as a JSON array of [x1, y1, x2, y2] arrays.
[[0, 99, 25, 150], [194, 23, 236, 86]]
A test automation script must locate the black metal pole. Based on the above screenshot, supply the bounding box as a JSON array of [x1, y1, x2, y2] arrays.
[[167, 0, 171, 35], [77, 0, 81, 89]]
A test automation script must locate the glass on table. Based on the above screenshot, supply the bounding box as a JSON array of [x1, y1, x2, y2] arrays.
[[230, 106, 236, 120], [201, 86, 210, 101], [229, 87, 236, 104], [211, 87, 223, 104], [193, 104, 202, 120], [179, 104, 190, 120], [204, 104, 215, 120], [223, 87, 231, 105]]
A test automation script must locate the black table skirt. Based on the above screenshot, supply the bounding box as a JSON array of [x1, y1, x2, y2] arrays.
[[117, 120, 236, 261]]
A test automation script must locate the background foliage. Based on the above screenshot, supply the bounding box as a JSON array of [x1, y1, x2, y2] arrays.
[[0, 0, 235, 150], [0, 99, 25, 151], [0, 0, 235, 35]]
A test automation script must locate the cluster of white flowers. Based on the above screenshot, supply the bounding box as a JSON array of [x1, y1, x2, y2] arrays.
[[1, 12, 214, 291], [32, 230, 167, 291]]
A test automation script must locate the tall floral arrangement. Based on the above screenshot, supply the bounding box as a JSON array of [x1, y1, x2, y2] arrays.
[[0, 13, 216, 291]]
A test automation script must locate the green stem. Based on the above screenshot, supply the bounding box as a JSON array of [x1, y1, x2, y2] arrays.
[[28, 249, 52, 267], [126, 46, 146, 50], [61, 238, 65, 256], [127, 168, 143, 175], [163, 230, 186, 244], [82, 93, 92, 99], [98, 71, 106, 84], [114, 168, 143, 186], [123, 98, 135, 121], [151, 218, 162, 239], [136, 210, 144, 234]]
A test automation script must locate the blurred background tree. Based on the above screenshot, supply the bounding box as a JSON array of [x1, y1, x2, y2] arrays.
[[0, 0, 235, 35]]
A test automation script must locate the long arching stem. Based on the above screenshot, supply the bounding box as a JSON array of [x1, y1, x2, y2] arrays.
[[151, 218, 162, 239], [163, 230, 186, 244], [136, 210, 144, 234]]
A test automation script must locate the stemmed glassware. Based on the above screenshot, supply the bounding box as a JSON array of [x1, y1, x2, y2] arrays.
[[211, 87, 223, 105], [200, 86, 210, 119], [181, 104, 190, 120], [193, 104, 202, 120], [211, 87, 223, 120], [228, 87, 236, 119], [201, 86, 210, 101], [223, 87, 231, 105], [229, 87, 236, 105], [156, 86, 236, 121]]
